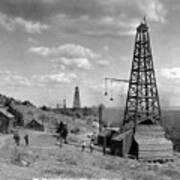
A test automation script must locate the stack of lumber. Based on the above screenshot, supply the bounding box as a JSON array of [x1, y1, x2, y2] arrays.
[[135, 125, 173, 161]]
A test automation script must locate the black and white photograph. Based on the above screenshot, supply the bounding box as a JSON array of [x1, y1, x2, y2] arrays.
[[0, 0, 179, 180]]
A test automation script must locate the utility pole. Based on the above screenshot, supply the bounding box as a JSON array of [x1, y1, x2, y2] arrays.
[[98, 104, 104, 133]]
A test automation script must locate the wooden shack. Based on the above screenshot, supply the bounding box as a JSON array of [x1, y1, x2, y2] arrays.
[[0, 107, 15, 133], [110, 124, 174, 161], [97, 127, 119, 147], [110, 129, 135, 157], [26, 119, 44, 131]]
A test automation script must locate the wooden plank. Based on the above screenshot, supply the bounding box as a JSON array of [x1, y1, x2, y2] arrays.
[[139, 154, 173, 158]]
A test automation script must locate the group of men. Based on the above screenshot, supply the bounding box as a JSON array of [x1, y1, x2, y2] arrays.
[[56, 121, 96, 153], [13, 132, 29, 146], [81, 139, 94, 153]]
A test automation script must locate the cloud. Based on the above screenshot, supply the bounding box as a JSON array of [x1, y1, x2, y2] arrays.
[[81, 29, 136, 38], [29, 46, 50, 56], [13, 17, 48, 34], [50, 0, 166, 38], [5, 75, 32, 87], [0, 0, 167, 37], [57, 57, 92, 70], [28, 38, 38, 44], [0, 70, 77, 88], [97, 60, 110, 67], [29, 43, 102, 70], [29, 44, 99, 58], [103, 45, 109, 51], [136, 0, 167, 23], [160, 68, 180, 79], [121, 56, 130, 62], [0, 70, 32, 87], [0, 0, 104, 21], [0, 12, 48, 33], [0, 0, 167, 22], [0, 12, 14, 31], [55, 13, 138, 38], [32, 73, 77, 84]]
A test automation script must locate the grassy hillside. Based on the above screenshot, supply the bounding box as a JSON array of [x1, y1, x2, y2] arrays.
[[1, 130, 180, 180], [9, 101, 180, 139], [10, 102, 97, 136]]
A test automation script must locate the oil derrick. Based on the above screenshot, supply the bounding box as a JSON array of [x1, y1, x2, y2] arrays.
[[73, 86, 81, 109], [63, 98, 67, 109], [123, 18, 161, 131], [108, 18, 173, 161]]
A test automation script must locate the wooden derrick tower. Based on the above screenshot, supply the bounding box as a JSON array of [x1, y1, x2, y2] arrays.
[[123, 18, 161, 131], [110, 18, 173, 161], [63, 98, 67, 109], [73, 86, 81, 109]]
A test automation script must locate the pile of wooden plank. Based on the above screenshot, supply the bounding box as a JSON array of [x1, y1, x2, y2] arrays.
[[135, 125, 174, 162]]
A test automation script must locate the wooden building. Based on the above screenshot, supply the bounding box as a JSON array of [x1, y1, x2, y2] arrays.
[[110, 130, 135, 157], [26, 119, 44, 131], [110, 125, 173, 161], [0, 107, 15, 133], [97, 127, 119, 147]]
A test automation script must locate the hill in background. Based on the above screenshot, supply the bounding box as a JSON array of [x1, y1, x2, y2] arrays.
[[0, 93, 179, 141]]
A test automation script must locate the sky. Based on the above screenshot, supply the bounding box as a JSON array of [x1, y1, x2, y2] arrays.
[[0, 0, 179, 108]]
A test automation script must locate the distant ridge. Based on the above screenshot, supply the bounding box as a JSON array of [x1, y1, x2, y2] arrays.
[[161, 106, 180, 111]]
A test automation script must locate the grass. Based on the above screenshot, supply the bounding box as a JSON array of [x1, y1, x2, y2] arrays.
[[1, 105, 180, 179], [1, 130, 180, 179]]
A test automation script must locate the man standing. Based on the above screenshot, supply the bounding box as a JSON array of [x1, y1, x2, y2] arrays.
[[103, 136, 107, 155], [81, 140, 86, 152], [89, 140, 94, 153], [24, 134, 29, 146], [13, 131, 20, 146], [62, 122, 68, 144]]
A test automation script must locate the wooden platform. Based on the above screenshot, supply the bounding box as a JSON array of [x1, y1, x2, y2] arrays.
[[135, 125, 174, 161]]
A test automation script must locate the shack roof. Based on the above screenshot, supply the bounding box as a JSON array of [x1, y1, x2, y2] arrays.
[[105, 127, 120, 132], [136, 125, 164, 131], [98, 129, 112, 137], [135, 125, 172, 145], [27, 119, 43, 126], [0, 107, 14, 119], [112, 129, 133, 142], [135, 125, 165, 137]]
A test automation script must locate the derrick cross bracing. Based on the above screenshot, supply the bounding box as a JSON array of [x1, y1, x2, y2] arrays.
[[123, 19, 161, 131]]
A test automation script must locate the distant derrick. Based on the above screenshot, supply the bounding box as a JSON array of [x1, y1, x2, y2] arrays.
[[73, 86, 81, 109], [123, 19, 161, 130], [63, 98, 67, 109]]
